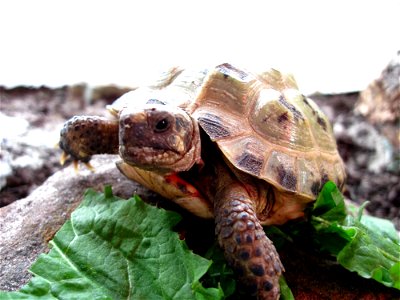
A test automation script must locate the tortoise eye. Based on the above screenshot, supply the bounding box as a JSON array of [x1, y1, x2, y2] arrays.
[[154, 118, 170, 132]]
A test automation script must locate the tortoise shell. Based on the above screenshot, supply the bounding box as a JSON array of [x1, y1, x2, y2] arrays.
[[112, 63, 345, 200], [190, 64, 345, 199]]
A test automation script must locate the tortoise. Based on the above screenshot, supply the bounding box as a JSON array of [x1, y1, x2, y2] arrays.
[[59, 63, 346, 299]]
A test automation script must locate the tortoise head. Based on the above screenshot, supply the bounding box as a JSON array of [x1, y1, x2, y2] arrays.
[[118, 100, 201, 173]]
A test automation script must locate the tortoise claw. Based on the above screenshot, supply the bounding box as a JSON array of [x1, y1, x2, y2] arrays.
[[60, 151, 68, 166], [72, 160, 79, 171], [83, 162, 95, 172], [60, 151, 94, 172]]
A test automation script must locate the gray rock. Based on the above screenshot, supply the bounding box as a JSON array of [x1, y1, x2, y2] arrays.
[[356, 51, 400, 124], [0, 111, 61, 204], [334, 116, 394, 173]]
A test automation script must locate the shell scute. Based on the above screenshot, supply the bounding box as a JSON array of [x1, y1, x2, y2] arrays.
[[235, 151, 264, 176], [251, 89, 314, 152], [297, 158, 321, 196], [196, 64, 257, 116], [287, 90, 337, 152], [264, 151, 297, 193], [257, 68, 299, 90], [217, 63, 253, 82], [218, 136, 269, 170]]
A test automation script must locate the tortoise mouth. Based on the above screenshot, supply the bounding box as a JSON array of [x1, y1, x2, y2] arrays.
[[119, 145, 183, 172]]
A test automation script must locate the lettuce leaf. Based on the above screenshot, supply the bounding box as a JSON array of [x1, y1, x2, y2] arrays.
[[1, 182, 398, 299], [311, 181, 400, 289], [0, 187, 223, 300]]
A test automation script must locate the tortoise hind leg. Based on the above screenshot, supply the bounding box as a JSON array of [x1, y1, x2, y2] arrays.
[[214, 183, 283, 300], [59, 116, 119, 164]]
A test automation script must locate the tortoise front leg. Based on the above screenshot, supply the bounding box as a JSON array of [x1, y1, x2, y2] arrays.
[[59, 116, 119, 164], [214, 183, 283, 300]]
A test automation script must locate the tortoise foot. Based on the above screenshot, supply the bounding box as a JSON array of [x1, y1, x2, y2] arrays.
[[59, 116, 119, 164]]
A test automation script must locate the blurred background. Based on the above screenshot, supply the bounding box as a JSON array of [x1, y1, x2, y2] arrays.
[[0, 0, 398, 93]]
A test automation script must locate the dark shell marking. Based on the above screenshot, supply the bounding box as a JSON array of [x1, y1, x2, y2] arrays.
[[321, 172, 330, 186], [198, 113, 230, 139], [311, 181, 321, 196], [236, 152, 263, 176], [302, 94, 328, 131], [276, 164, 297, 191], [277, 112, 289, 124], [217, 63, 251, 82], [317, 116, 327, 131], [302, 95, 315, 111], [278, 95, 304, 121]]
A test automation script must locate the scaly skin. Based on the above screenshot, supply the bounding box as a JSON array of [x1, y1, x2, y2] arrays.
[[59, 116, 119, 162], [214, 183, 282, 300]]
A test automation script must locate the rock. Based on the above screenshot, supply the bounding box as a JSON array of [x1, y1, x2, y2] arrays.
[[0, 155, 158, 291], [0, 86, 72, 206], [0, 151, 12, 190], [356, 51, 400, 124], [355, 51, 400, 150], [333, 115, 394, 173], [333, 114, 399, 228], [0, 112, 61, 206], [0, 113, 30, 190]]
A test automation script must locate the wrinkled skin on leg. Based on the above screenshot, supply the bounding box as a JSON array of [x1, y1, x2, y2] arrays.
[[192, 153, 283, 299], [214, 178, 282, 300]]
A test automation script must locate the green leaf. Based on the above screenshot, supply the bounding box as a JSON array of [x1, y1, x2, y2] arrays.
[[279, 276, 295, 300], [360, 214, 400, 242], [337, 215, 400, 289], [312, 181, 347, 223], [0, 188, 222, 300], [201, 244, 236, 298], [310, 182, 400, 290], [308, 182, 353, 255], [273, 181, 400, 291]]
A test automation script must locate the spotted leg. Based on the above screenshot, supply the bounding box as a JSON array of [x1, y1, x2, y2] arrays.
[[59, 116, 119, 165], [214, 183, 283, 300]]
